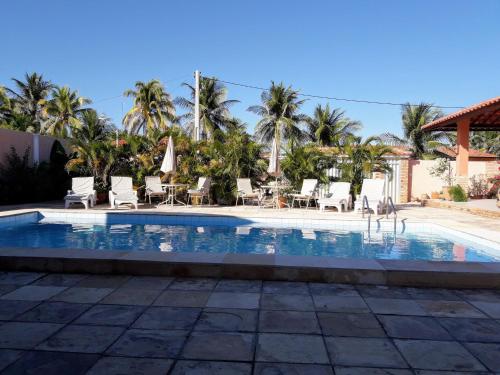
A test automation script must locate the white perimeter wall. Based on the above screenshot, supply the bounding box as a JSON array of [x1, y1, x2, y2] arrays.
[[410, 159, 494, 199]]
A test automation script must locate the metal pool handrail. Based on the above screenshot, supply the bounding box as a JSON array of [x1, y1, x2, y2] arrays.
[[361, 195, 371, 232], [385, 196, 397, 232]]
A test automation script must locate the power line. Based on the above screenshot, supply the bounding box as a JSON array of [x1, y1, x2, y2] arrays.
[[201, 75, 465, 109]]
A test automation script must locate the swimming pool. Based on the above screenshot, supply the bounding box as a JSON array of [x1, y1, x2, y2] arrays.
[[1, 211, 498, 262]]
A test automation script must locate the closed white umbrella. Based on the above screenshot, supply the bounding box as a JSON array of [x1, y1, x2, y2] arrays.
[[267, 137, 281, 177], [160, 136, 176, 178]]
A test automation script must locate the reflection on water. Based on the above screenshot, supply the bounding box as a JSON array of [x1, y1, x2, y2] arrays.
[[0, 222, 496, 262]]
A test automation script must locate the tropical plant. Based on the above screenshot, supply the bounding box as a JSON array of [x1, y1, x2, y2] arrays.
[[248, 81, 307, 148], [338, 136, 392, 196], [72, 109, 115, 143], [384, 103, 452, 158], [43, 86, 91, 137], [449, 185, 468, 202], [0, 86, 13, 125], [4, 72, 54, 133], [428, 158, 454, 186], [176, 77, 239, 140], [306, 104, 361, 146], [0, 143, 69, 204], [65, 110, 118, 192], [123, 80, 175, 135], [470, 131, 500, 157], [281, 145, 336, 190]]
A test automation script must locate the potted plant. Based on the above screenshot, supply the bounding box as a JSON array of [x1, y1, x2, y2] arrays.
[[429, 158, 455, 200], [469, 174, 488, 199]]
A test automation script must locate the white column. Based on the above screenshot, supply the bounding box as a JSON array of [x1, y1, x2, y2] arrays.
[[194, 70, 201, 141], [32, 133, 40, 165]]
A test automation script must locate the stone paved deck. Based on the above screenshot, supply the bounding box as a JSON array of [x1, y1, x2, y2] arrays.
[[1, 272, 500, 374]]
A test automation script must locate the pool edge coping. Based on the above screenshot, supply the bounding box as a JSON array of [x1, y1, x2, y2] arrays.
[[1, 247, 499, 289]]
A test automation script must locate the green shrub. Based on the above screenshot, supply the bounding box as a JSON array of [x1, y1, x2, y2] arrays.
[[0, 143, 69, 205], [449, 185, 468, 202]]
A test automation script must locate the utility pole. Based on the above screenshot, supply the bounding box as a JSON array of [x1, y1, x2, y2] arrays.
[[194, 70, 201, 141]]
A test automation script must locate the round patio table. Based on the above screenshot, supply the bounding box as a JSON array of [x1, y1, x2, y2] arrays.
[[261, 184, 291, 209], [159, 183, 189, 207]]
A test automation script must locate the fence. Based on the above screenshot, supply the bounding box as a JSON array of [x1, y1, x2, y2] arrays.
[[0, 128, 69, 167]]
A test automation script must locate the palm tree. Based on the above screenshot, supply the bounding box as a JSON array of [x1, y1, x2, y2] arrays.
[[470, 131, 500, 157], [175, 77, 239, 140], [43, 86, 91, 137], [72, 109, 115, 143], [384, 103, 451, 158], [0, 86, 12, 125], [123, 80, 175, 135], [339, 135, 392, 195], [5, 73, 54, 132], [248, 81, 307, 148], [306, 104, 361, 146]]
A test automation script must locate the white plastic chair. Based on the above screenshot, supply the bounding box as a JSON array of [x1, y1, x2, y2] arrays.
[[64, 177, 96, 209], [145, 176, 166, 204], [317, 182, 352, 212], [290, 179, 318, 208], [236, 178, 261, 206], [354, 179, 385, 214], [187, 177, 211, 205], [109, 176, 138, 209]]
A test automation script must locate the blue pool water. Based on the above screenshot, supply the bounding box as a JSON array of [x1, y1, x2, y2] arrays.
[[0, 220, 497, 262]]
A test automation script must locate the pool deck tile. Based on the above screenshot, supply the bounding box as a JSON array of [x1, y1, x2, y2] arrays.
[[86, 357, 173, 375], [132, 306, 201, 330], [254, 363, 334, 375], [14, 301, 91, 324], [73, 304, 144, 326], [50, 287, 115, 304], [394, 339, 487, 371], [378, 315, 453, 340], [206, 292, 260, 309], [181, 331, 254, 361], [98, 287, 162, 306], [107, 329, 188, 359], [153, 290, 210, 307], [0, 271, 499, 372], [0, 285, 67, 301], [259, 310, 321, 334], [36, 324, 124, 353], [256, 333, 329, 364], [194, 308, 257, 332], [260, 293, 315, 311], [1, 350, 99, 374], [318, 312, 386, 338], [325, 337, 408, 368], [171, 360, 251, 374]]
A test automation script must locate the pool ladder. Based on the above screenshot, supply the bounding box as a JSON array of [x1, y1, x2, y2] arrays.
[[362, 195, 399, 234]]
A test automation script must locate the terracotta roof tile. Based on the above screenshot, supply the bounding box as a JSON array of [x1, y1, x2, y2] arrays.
[[423, 96, 500, 131]]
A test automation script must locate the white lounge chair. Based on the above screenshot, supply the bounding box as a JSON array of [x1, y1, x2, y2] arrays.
[[187, 177, 211, 205], [109, 176, 138, 209], [236, 178, 261, 206], [317, 182, 351, 212], [145, 176, 166, 204], [354, 178, 385, 215], [64, 177, 96, 209], [290, 179, 318, 208]]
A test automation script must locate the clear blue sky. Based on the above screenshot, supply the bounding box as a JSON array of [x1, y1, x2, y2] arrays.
[[2, 0, 499, 137]]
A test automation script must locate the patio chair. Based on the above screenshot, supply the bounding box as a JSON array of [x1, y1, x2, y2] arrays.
[[109, 176, 138, 209], [317, 182, 352, 212], [145, 176, 166, 204], [354, 178, 385, 215], [64, 177, 96, 209], [187, 177, 211, 206], [290, 179, 318, 208], [236, 178, 261, 206]]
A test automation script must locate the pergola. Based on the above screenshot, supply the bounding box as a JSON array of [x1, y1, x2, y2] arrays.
[[422, 96, 500, 182]]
